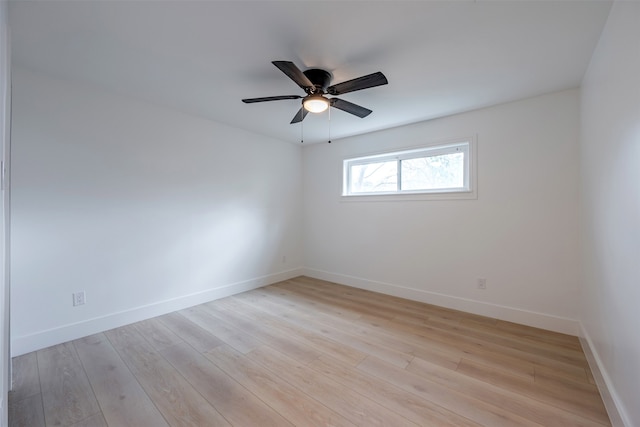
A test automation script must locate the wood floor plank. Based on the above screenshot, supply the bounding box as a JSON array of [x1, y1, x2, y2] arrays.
[[275, 279, 398, 321], [178, 305, 263, 354], [160, 342, 294, 427], [351, 282, 584, 363], [37, 342, 101, 426], [425, 316, 589, 367], [284, 279, 590, 370], [455, 358, 609, 425], [131, 318, 183, 351], [245, 287, 415, 367], [494, 319, 583, 350], [105, 325, 231, 427], [247, 345, 420, 427], [392, 318, 587, 382], [302, 289, 541, 381], [308, 355, 482, 427], [284, 278, 427, 321], [280, 302, 452, 365], [68, 413, 108, 427], [9, 353, 40, 402], [534, 362, 590, 385], [409, 344, 464, 371], [73, 333, 169, 427], [357, 355, 543, 427], [230, 294, 367, 366], [289, 277, 462, 325], [205, 345, 358, 427], [197, 302, 274, 343], [205, 298, 322, 364], [8, 393, 45, 427], [290, 278, 552, 364], [385, 312, 589, 378], [408, 356, 608, 427], [286, 278, 589, 370], [261, 284, 364, 322], [157, 311, 224, 353], [383, 316, 542, 380]]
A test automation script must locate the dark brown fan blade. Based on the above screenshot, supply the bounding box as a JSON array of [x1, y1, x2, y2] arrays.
[[242, 95, 302, 104], [290, 107, 309, 124], [330, 98, 372, 118], [272, 61, 314, 90], [327, 72, 388, 95]]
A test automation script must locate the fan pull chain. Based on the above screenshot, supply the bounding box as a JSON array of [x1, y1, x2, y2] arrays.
[[300, 110, 304, 143], [328, 105, 332, 144]]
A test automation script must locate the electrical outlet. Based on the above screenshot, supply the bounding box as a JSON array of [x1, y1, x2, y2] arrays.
[[477, 278, 487, 289], [72, 291, 86, 306]]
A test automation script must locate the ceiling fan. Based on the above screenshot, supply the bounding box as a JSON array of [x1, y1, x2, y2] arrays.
[[242, 61, 388, 124]]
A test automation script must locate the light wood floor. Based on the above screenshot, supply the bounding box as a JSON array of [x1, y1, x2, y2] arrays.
[[9, 276, 610, 427]]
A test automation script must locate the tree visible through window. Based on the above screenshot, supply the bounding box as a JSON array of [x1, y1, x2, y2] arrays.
[[401, 152, 464, 191], [350, 161, 397, 193], [343, 140, 471, 196]]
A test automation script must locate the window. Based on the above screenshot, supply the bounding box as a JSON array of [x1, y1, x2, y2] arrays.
[[343, 138, 475, 199]]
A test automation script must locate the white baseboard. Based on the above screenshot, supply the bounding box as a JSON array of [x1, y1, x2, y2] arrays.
[[11, 268, 304, 357], [302, 268, 579, 335], [579, 323, 630, 427]]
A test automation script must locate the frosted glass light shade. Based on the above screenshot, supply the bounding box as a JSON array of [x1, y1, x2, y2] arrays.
[[303, 95, 329, 113]]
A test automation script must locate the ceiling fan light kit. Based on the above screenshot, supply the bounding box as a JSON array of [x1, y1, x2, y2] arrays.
[[242, 60, 388, 125], [303, 94, 329, 113]]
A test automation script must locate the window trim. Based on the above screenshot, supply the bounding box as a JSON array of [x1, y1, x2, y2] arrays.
[[341, 136, 477, 202]]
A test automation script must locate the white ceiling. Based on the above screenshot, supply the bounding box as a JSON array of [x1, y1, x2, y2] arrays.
[[9, 0, 612, 144]]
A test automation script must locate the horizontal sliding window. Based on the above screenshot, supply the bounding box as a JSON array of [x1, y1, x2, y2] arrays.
[[343, 138, 474, 198]]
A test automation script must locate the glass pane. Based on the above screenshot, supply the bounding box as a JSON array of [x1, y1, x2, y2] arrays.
[[349, 161, 397, 193], [401, 152, 464, 191]]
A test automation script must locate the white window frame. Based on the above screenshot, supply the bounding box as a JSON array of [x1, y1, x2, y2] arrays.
[[342, 136, 477, 201]]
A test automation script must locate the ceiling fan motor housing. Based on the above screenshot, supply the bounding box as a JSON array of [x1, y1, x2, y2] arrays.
[[303, 68, 332, 93]]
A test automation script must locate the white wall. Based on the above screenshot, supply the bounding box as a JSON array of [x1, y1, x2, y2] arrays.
[[303, 90, 581, 334], [10, 68, 303, 356], [579, 2, 640, 426]]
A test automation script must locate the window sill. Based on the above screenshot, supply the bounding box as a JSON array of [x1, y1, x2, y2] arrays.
[[340, 189, 477, 202]]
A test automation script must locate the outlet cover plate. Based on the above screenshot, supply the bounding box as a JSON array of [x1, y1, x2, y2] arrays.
[[73, 291, 86, 306]]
